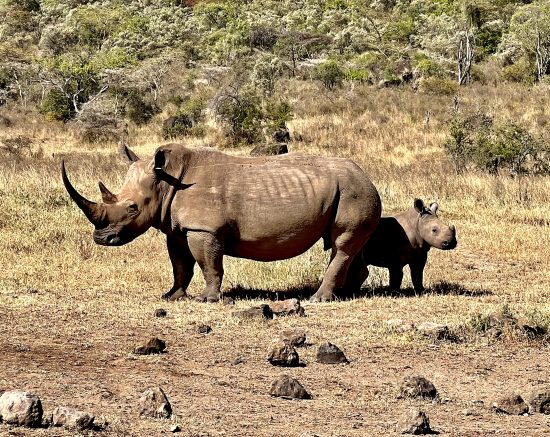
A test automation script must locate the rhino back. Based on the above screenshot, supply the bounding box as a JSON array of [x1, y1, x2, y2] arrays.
[[171, 152, 377, 260]]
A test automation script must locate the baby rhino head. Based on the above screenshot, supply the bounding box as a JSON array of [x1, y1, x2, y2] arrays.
[[414, 199, 457, 250]]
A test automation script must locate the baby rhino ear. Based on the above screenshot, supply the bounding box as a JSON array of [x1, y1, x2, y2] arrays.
[[414, 198, 425, 213], [429, 202, 439, 214], [119, 141, 140, 165]]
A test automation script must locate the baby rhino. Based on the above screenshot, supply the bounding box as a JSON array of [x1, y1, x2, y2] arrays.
[[354, 199, 457, 293]]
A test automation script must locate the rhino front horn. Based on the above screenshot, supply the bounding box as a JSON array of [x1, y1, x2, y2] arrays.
[[61, 160, 105, 225]]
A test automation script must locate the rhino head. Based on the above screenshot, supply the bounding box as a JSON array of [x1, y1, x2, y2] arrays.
[[413, 199, 457, 250], [62, 144, 176, 246]]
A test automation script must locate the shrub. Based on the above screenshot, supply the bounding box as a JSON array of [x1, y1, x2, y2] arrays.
[[313, 60, 345, 90], [213, 84, 264, 145], [126, 91, 159, 126], [443, 112, 550, 175], [501, 58, 535, 85], [162, 94, 207, 139], [264, 100, 293, 136], [40, 89, 72, 121]]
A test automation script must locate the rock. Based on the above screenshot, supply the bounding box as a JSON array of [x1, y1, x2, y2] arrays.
[[154, 308, 167, 318], [492, 395, 528, 415], [0, 391, 43, 427], [526, 386, 550, 414], [232, 304, 273, 320], [134, 337, 166, 355], [517, 317, 546, 337], [270, 375, 311, 400], [269, 299, 305, 317], [139, 387, 172, 419], [171, 423, 181, 432], [399, 376, 438, 400], [197, 324, 212, 334], [268, 341, 300, 367], [250, 143, 288, 156], [316, 342, 349, 364], [417, 322, 449, 340], [386, 319, 416, 333], [52, 406, 95, 430], [397, 408, 433, 435], [231, 356, 244, 365], [279, 328, 307, 347]]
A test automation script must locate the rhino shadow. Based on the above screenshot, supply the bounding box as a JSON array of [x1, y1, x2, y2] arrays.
[[359, 280, 492, 299], [223, 281, 322, 301]]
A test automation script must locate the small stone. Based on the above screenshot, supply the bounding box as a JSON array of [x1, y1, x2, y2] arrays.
[[232, 304, 273, 320], [232, 356, 244, 365], [526, 386, 550, 414], [492, 395, 528, 415], [139, 387, 172, 419], [154, 309, 167, 318], [399, 376, 438, 400], [270, 375, 311, 399], [386, 319, 416, 333], [268, 341, 300, 367], [397, 408, 433, 435], [0, 391, 43, 427], [134, 337, 166, 355], [170, 424, 181, 433], [517, 317, 546, 337], [279, 328, 307, 347], [417, 322, 449, 340], [269, 299, 305, 317], [316, 342, 349, 364], [197, 324, 212, 334], [52, 406, 95, 430]]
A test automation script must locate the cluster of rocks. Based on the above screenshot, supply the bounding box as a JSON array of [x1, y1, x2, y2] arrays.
[[483, 312, 546, 339], [0, 390, 95, 431], [493, 387, 550, 415]]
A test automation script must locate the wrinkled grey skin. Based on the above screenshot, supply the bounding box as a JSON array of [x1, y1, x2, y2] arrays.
[[346, 199, 457, 293], [62, 143, 381, 302]]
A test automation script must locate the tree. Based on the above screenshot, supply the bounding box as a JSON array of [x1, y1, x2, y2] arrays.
[[500, 1, 550, 82]]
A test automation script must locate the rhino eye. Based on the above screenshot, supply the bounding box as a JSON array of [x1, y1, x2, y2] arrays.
[[432, 227, 438, 233], [127, 203, 139, 215]]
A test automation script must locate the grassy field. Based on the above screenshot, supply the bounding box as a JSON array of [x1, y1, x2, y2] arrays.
[[0, 82, 549, 436]]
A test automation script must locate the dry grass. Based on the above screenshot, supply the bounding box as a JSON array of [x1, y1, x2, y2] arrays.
[[0, 83, 549, 436]]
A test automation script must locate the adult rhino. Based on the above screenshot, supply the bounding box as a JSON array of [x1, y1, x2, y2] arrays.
[[62, 143, 381, 302]]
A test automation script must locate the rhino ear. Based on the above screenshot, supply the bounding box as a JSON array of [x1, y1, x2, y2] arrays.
[[119, 141, 140, 165], [429, 202, 439, 214], [413, 199, 425, 213]]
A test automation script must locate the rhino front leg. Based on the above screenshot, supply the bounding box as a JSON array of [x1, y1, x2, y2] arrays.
[[410, 256, 427, 293], [162, 235, 196, 301], [342, 253, 369, 296], [187, 231, 224, 303], [388, 267, 404, 291]]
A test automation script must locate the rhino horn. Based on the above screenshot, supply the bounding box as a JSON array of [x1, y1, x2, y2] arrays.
[[98, 181, 117, 204], [61, 160, 105, 225]]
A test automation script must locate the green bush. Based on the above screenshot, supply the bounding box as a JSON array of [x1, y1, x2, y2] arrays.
[[162, 94, 207, 139], [443, 112, 550, 175], [313, 60, 345, 90], [264, 100, 293, 135], [501, 58, 535, 85], [40, 89, 72, 121]]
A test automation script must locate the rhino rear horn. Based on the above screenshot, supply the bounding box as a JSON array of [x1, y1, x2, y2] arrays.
[[119, 141, 140, 165], [98, 181, 117, 204], [61, 160, 105, 225]]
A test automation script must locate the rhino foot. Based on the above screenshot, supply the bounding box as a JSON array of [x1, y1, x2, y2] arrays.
[[195, 293, 221, 303], [309, 292, 335, 303], [161, 289, 189, 301]]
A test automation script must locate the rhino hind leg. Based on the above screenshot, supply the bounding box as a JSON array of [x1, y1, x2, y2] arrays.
[[342, 254, 369, 296], [310, 231, 367, 302], [162, 236, 196, 301], [187, 231, 224, 303]]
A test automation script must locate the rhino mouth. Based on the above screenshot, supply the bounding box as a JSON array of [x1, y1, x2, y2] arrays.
[[441, 239, 457, 250], [93, 227, 135, 246]]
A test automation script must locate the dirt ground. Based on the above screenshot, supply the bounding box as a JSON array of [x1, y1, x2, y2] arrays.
[[1, 273, 549, 436]]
